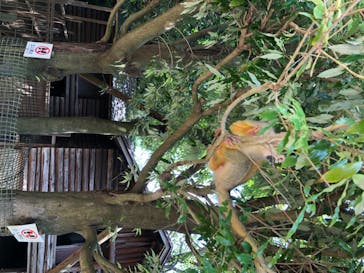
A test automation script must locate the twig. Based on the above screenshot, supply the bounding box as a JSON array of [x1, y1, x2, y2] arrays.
[[220, 82, 275, 133], [318, 48, 364, 80], [191, 28, 250, 107], [159, 158, 207, 181], [97, 0, 126, 43], [120, 0, 160, 36], [94, 251, 127, 273]]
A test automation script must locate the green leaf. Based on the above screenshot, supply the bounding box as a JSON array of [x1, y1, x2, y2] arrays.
[[256, 240, 269, 257], [259, 110, 278, 121], [353, 174, 364, 190], [236, 253, 252, 264], [358, 236, 364, 247], [347, 119, 364, 134], [259, 53, 283, 60], [313, 4, 325, 19], [304, 185, 311, 196], [286, 205, 306, 240], [205, 63, 223, 78], [317, 67, 344, 78], [306, 114, 334, 124], [295, 154, 309, 170], [322, 162, 362, 183], [241, 241, 253, 253], [281, 155, 297, 168], [330, 181, 348, 227], [229, 0, 244, 7], [336, 239, 352, 254], [216, 235, 233, 246], [247, 72, 260, 86], [354, 192, 364, 215], [330, 44, 364, 55]]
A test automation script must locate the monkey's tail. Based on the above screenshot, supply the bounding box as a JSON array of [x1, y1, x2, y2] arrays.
[[217, 190, 275, 273]]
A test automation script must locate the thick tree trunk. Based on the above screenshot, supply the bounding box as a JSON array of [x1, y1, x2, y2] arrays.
[[29, 43, 180, 80], [11, 191, 190, 235], [17, 117, 165, 136], [17, 117, 134, 135]]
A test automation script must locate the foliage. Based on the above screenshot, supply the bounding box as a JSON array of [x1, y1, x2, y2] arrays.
[[117, 0, 364, 272]]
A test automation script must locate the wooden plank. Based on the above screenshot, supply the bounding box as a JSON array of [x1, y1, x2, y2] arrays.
[[42, 148, 50, 192], [28, 148, 37, 191], [68, 75, 73, 115], [64, 148, 70, 192], [49, 148, 56, 192], [72, 75, 79, 116], [54, 97, 59, 116], [56, 148, 64, 192], [35, 148, 41, 191], [28, 243, 36, 273], [100, 149, 106, 190], [106, 149, 113, 190], [36, 241, 46, 273], [49, 236, 57, 270], [95, 99, 100, 117], [75, 148, 82, 192], [62, 96, 66, 116], [69, 148, 76, 191], [58, 0, 113, 12], [65, 76, 70, 115], [94, 149, 102, 190], [44, 236, 50, 271], [89, 148, 95, 191], [82, 149, 89, 191], [23, 148, 29, 191]]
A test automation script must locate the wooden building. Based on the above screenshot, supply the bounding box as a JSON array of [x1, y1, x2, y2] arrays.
[[0, 1, 172, 272]]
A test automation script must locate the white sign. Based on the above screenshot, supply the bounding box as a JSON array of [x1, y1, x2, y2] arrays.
[[7, 223, 44, 242], [23, 41, 53, 59]]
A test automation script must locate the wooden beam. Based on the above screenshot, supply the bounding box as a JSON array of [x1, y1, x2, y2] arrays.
[[56, 0, 113, 12], [46, 228, 122, 273]]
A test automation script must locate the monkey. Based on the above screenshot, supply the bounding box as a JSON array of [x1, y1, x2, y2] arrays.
[[209, 120, 284, 273]]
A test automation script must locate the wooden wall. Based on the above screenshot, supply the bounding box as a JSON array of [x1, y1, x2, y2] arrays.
[[23, 147, 122, 192]]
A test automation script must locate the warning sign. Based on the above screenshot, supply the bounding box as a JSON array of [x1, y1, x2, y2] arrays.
[[23, 41, 53, 59], [7, 224, 44, 242]]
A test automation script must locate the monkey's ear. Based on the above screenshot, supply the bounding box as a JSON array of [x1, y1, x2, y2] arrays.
[[230, 120, 261, 136]]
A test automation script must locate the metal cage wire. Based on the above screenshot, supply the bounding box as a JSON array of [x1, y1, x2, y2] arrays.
[[0, 37, 28, 234]]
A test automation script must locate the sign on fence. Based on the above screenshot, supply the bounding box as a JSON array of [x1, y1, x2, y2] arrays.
[[24, 41, 53, 59]]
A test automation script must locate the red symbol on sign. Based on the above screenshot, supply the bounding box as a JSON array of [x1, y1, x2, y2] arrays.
[[21, 228, 38, 239], [35, 46, 50, 55]]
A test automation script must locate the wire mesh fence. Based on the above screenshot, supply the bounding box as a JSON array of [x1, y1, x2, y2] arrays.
[[0, 37, 28, 234], [0, 0, 55, 41]]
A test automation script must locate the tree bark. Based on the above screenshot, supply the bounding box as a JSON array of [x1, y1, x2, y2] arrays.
[[17, 117, 134, 136], [11, 191, 193, 235], [29, 43, 182, 80]]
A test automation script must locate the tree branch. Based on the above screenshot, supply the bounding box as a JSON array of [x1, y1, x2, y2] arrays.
[[120, 0, 161, 36], [97, 0, 126, 43], [94, 251, 128, 273], [99, 1, 197, 68], [79, 227, 98, 273], [80, 73, 166, 123]]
